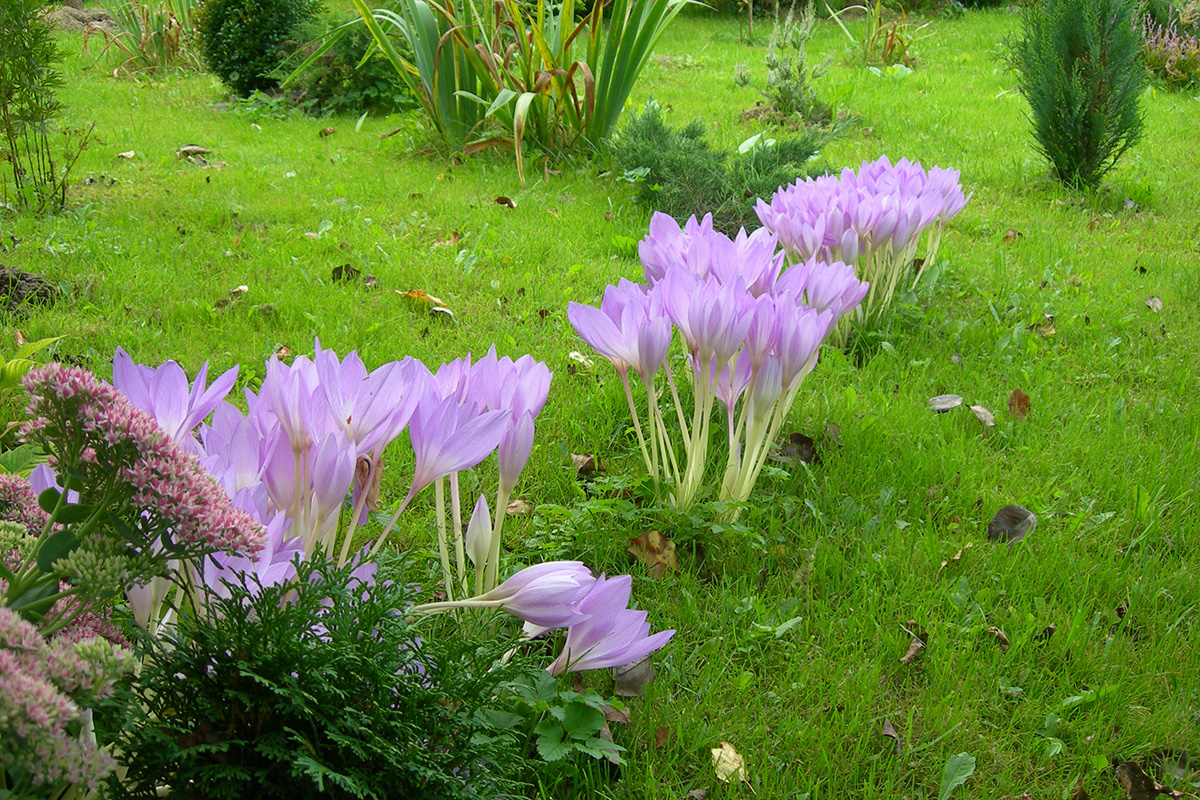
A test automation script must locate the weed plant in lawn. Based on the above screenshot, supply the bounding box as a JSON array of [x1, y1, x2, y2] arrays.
[[2, 12, 1199, 798]]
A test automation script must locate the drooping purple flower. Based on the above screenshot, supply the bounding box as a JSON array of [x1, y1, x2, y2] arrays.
[[545, 574, 675, 675], [202, 511, 303, 599], [498, 412, 535, 497]]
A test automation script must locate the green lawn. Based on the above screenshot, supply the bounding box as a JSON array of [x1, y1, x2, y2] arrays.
[[4, 7, 1200, 797]]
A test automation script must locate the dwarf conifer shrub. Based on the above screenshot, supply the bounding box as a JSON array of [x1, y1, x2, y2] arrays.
[[106, 557, 534, 799], [1008, 0, 1147, 189], [195, 0, 320, 96], [613, 101, 827, 235]]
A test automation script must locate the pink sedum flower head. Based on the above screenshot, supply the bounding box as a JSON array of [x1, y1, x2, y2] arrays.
[[0, 473, 50, 533], [21, 364, 265, 560], [546, 574, 675, 675]]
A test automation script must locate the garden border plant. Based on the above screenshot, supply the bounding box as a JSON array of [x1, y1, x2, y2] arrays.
[[290, 0, 690, 181], [1006, 0, 1148, 189], [0, 0, 93, 214]]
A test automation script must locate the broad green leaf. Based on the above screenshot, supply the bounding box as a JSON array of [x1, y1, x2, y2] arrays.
[[53, 502, 92, 525], [738, 132, 763, 154], [12, 334, 65, 361], [938, 752, 976, 800], [533, 720, 572, 761], [35, 528, 81, 572], [38, 487, 61, 514], [0, 444, 41, 475], [562, 700, 605, 741]]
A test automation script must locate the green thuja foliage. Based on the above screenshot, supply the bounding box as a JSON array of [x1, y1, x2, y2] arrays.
[[195, 0, 320, 96], [1007, 0, 1147, 190], [105, 557, 534, 799], [0, 0, 92, 213], [613, 101, 828, 234]]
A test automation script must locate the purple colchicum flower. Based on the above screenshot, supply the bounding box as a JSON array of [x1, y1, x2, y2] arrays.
[[546, 575, 675, 675], [570, 204, 877, 511], [403, 394, 509, 508], [413, 561, 595, 629], [756, 155, 970, 344], [111, 347, 238, 455]]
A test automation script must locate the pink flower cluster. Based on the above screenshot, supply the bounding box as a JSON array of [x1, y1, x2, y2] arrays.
[[19, 363, 264, 558], [1, 607, 130, 791], [1141, 15, 1200, 88], [0, 473, 50, 534]]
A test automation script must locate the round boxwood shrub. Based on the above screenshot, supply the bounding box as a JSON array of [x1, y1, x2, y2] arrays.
[[195, 0, 321, 96]]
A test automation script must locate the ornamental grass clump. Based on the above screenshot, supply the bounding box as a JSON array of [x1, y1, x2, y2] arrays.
[[569, 212, 868, 511], [755, 155, 970, 345]]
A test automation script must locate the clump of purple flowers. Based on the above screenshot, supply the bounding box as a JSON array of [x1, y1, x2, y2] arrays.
[[756, 155, 970, 344], [414, 561, 676, 675], [106, 343, 558, 612], [109, 346, 670, 680], [570, 212, 868, 510], [1140, 14, 1200, 88]]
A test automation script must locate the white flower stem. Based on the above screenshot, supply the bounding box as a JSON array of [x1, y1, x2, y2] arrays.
[[435, 478, 454, 601]]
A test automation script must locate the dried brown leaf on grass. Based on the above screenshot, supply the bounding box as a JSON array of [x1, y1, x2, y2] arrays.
[[899, 620, 928, 665], [929, 394, 964, 413], [627, 530, 679, 578], [711, 741, 749, 786], [881, 718, 904, 754], [1008, 389, 1030, 419], [938, 541, 973, 573], [988, 505, 1037, 545], [1115, 760, 1186, 799], [970, 405, 996, 426], [506, 498, 533, 516], [570, 453, 598, 476], [985, 626, 1010, 654], [653, 726, 670, 749], [771, 431, 820, 465], [613, 655, 656, 697]]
